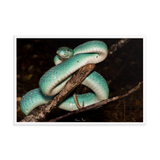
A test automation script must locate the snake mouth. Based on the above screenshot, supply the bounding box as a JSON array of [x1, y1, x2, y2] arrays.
[[57, 54, 69, 61], [57, 54, 63, 60]]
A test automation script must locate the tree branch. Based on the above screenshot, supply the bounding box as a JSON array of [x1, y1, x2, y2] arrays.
[[48, 82, 143, 122], [108, 39, 130, 54]]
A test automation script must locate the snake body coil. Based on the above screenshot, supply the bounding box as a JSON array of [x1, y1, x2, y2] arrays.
[[20, 41, 109, 115]]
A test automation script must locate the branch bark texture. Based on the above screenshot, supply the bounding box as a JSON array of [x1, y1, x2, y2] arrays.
[[108, 39, 130, 54]]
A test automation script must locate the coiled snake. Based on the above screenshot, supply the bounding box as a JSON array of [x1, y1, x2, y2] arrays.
[[20, 40, 109, 115]]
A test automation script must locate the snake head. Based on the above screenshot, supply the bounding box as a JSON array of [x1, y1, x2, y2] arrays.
[[56, 47, 74, 61]]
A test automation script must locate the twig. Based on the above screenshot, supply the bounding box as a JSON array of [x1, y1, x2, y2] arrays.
[[48, 82, 143, 122], [107, 39, 130, 85], [108, 39, 130, 54], [73, 93, 84, 109]]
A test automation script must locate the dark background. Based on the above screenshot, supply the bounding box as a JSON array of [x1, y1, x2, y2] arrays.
[[17, 38, 143, 122]]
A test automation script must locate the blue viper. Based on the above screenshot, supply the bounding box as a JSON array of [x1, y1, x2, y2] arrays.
[[20, 40, 109, 115]]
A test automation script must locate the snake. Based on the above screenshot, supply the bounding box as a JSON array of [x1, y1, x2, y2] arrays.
[[20, 40, 109, 115]]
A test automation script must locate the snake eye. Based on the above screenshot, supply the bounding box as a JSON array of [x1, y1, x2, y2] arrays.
[[66, 49, 69, 52]]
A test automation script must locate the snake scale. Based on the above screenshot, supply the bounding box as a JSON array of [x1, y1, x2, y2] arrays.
[[20, 40, 109, 115]]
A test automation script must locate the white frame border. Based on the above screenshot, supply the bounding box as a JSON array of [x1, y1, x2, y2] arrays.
[[14, 35, 145, 126]]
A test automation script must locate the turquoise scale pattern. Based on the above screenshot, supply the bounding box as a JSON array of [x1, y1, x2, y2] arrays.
[[20, 88, 54, 115], [39, 53, 96, 96], [74, 40, 108, 55]]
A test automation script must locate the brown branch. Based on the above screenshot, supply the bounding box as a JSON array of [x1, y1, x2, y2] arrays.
[[107, 38, 130, 85], [20, 64, 95, 122], [73, 93, 84, 109], [108, 39, 130, 54], [48, 82, 143, 122]]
